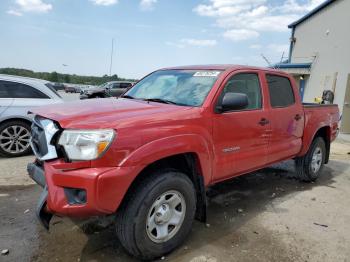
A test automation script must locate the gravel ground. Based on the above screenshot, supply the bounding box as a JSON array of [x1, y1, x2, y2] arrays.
[[1, 93, 350, 261], [0, 142, 349, 262]]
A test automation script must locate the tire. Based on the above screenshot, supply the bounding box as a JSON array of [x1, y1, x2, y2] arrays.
[[116, 169, 196, 260], [295, 137, 326, 182], [0, 120, 32, 157]]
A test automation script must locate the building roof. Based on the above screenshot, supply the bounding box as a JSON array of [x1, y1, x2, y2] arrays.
[[288, 0, 336, 28], [273, 63, 312, 69]]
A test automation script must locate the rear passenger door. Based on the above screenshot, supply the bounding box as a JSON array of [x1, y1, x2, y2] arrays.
[[264, 74, 304, 164]]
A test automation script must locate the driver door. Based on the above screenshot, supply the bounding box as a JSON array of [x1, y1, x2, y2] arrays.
[[212, 71, 269, 181]]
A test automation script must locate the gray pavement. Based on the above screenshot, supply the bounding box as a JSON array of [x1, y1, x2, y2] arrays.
[[1, 158, 350, 262]]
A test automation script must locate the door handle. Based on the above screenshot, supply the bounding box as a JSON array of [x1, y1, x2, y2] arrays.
[[258, 118, 270, 126], [295, 114, 302, 121]]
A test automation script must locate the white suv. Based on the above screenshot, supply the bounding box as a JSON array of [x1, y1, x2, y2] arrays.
[[0, 74, 63, 157]]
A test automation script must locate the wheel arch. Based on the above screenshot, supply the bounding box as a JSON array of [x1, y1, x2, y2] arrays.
[[313, 126, 331, 164], [119, 152, 208, 223], [299, 125, 331, 163], [0, 117, 32, 127]]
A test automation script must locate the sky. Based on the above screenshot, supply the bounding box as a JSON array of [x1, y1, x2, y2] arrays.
[[0, 0, 325, 79]]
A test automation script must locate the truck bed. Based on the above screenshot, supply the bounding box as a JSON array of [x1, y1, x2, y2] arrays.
[[302, 103, 339, 149], [303, 102, 338, 108]]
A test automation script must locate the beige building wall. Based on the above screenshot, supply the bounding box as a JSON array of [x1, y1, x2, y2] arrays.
[[290, 0, 350, 117]]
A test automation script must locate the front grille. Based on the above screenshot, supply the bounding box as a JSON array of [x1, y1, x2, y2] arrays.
[[30, 116, 59, 161], [31, 119, 48, 158]]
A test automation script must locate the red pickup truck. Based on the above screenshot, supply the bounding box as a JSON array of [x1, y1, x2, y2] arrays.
[[27, 65, 339, 260]]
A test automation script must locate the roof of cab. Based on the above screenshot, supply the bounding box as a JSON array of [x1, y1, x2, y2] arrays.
[[161, 64, 283, 73]]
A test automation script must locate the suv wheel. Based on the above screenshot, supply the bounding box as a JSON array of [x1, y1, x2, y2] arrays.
[[116, 169, 196, 260], [295, 137, 326, 182], [0, 120, 32, 157]]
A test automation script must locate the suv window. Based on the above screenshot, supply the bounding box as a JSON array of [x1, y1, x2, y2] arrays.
[[0, 80, 49, 99], [219, 73, 262, 110], [120, 83, 132, 89], [266, 74, 295, 107], [111, 83, 120, 89]]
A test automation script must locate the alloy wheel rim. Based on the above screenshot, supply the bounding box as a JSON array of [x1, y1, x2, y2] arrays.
[[311, 146, 322, 173], [0, 125, 30, 154], [146, 190, 186, 243]]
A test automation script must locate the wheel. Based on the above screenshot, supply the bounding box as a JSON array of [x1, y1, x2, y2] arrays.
[[295, 137, 326, 182], [0, 120, 32, 157], [116, 169, 196, 260]]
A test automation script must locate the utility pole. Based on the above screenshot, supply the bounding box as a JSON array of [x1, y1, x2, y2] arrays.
[[109, 38, 114, 76]]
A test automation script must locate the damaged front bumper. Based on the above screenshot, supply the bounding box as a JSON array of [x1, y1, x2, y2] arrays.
[[27, 158, 141, 230], [27, 162, 53, 230]]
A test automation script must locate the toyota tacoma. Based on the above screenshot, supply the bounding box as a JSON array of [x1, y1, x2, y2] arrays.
[[27, 65, 339, 260]]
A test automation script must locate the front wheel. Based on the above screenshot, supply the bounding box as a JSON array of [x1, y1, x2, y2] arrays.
[[295, 137, 326, 182], [116, 169, 196, 260]]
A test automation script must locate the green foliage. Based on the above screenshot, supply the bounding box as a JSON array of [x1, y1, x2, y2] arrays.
[[63, 74, 71, 83], [0, 68, 136, 85], [49, 71, 59, 82]]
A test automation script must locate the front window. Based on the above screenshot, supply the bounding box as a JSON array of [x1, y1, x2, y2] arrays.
[[124, 70, 222, 107]]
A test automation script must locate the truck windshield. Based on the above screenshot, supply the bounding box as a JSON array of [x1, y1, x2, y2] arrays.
[[124, 70, 222, 107]]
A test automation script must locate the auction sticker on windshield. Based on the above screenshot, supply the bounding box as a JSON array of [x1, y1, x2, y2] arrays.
[[193, 71, 221, 77]]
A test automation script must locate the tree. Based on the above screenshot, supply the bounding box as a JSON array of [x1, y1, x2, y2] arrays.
[[0, 67, 137, 85], [111, 74, 119, 81], [49, 71, 59, 82], [64, 74, 70, 83]]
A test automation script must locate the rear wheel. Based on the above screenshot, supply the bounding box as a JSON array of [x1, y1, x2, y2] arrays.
[[295, 137, 326, 182], [0, 120, 31, 157], [116, 169, 196, 260]]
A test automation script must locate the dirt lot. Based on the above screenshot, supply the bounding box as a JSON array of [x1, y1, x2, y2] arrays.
[[1, 93, 349, 262]]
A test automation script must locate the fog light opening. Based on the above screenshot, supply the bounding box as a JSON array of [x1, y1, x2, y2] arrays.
[[64, 188, 87, 205]]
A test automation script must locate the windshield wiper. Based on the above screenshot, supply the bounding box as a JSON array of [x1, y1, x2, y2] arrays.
[[143, 98, 185, 106]]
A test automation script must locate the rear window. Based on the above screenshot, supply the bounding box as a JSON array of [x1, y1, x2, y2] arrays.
[[266, 74, 295, 107], [0, 80, 50, 99]]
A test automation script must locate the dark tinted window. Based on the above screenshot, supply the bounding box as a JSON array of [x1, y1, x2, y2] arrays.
[[266, 75, 295, 107], [219, 73, 262, 110], [120, 83, 132, 89], [111, 83, 120, 89], [0, 80, 49, 99]]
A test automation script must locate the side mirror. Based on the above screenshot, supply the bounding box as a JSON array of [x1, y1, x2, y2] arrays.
[[218, 92, 249, 112]]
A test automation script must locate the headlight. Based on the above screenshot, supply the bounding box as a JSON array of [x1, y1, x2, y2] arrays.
[[58, 129, 115, 161]]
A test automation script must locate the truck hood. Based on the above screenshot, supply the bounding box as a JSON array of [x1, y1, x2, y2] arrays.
[[30, 98, 192, 129]]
